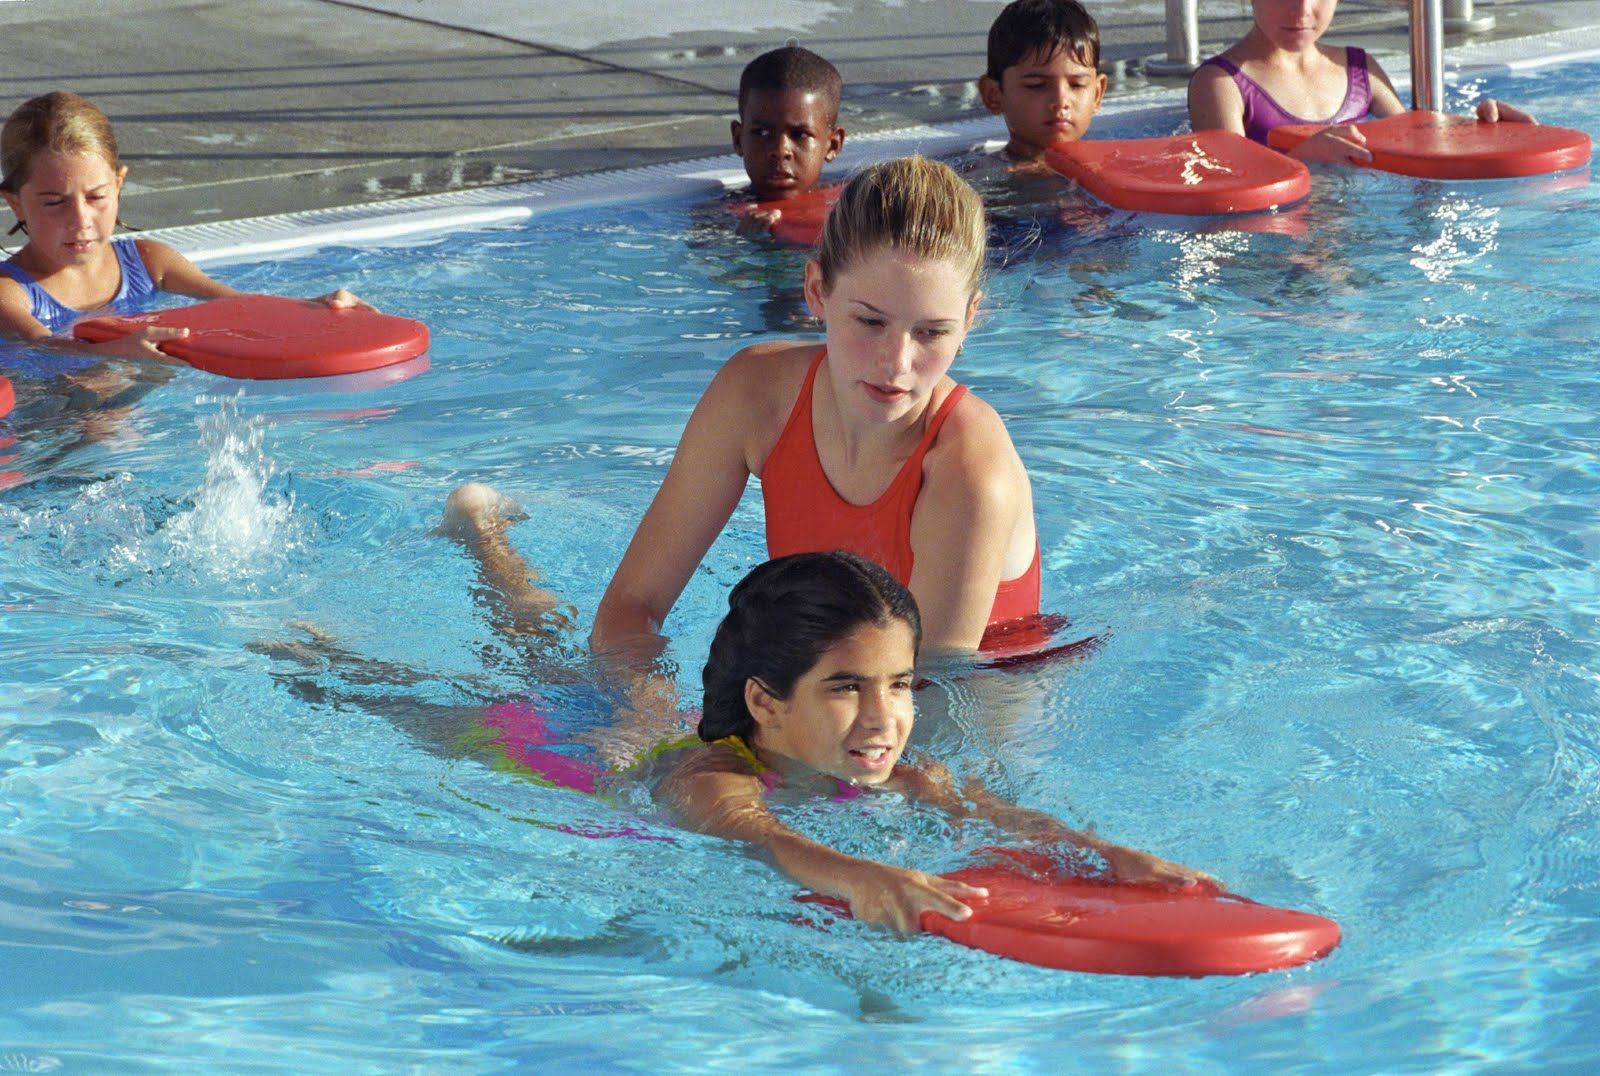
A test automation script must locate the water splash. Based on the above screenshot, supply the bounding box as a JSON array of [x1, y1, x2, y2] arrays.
[[162, 393, 300, 580]]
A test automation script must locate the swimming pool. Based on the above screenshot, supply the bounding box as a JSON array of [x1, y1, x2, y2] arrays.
[[2, 53, 1598, 1071]]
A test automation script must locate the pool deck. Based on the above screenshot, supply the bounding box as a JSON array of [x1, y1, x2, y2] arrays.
[[2, 0, 1599, 232]]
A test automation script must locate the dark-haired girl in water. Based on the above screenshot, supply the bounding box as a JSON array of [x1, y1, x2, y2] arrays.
[[258, 542, 1210, 933], [655, 550, 1211, 931]]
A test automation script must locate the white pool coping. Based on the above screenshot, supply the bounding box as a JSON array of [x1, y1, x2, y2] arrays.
[[145, 25, 1600, 268]]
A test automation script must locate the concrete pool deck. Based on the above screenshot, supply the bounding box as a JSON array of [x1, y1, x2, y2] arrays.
[[1, 0, 1599, 233]]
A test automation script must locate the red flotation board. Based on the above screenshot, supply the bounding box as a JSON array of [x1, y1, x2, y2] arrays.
[[976, 612, 1102, 669], [1268, 111, 1592, 179], [801, 849, 1341, 976], [1045, 130, 1311, 215], [0, 375, 13, 421], [731, 185, 841, 246], [72, 295, 430, 380]]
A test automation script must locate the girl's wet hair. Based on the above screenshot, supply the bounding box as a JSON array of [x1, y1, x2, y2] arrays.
[[698, 551, 922, 744], [815, 155, 987, 298], [1, 92, 121, 195]]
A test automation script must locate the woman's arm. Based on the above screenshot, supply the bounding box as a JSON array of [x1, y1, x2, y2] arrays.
[[659, 748, 986, 932], [908, 394, 1032, 651], [591, 346, 782, 659]]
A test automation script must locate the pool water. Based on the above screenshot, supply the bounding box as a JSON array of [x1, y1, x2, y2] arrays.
[[2, 62, 1598, 1070]]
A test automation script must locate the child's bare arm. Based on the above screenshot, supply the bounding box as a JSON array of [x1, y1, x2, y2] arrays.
[[898, 760, 1217, 888], [1476, 98, 1537, 124], [1188, 63, 1246, 135], [0, 276, 191, 360], [139, 240, 376, 310], [659, 747, 986, 932], [137, 239, 239, 300], [733, 205, 781, 238], [0, 276, 50, 341], [1287, 124, 1373, 165], [1366, 55, 1407, 118]]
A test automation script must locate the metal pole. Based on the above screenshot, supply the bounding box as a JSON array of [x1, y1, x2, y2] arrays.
[[1143, 0, 1200, 77], [1410, 0, 1445, 111]]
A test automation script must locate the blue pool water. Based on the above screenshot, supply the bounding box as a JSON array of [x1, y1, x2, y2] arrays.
[[2, 62, 1598, 1070]]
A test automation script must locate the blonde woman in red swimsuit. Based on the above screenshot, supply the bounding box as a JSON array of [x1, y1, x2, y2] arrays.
[[444, 157, 1038, 758], [591, 156, 1037, 653]]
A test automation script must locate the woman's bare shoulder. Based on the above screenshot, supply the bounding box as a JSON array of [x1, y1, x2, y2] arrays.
[[939, 385, 1019, 459], [713, 339, 818, 441], [721, 338, 819, 380]]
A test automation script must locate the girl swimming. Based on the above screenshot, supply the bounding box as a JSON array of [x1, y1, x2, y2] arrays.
[[657, 550, 1209, 931], [1188, 0, 1534, 164], [257, 545, 1211, 934], [1, 92, 368, 356]]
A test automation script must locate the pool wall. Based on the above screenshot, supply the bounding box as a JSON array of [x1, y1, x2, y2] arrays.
[[140, 26, 1600, 268]]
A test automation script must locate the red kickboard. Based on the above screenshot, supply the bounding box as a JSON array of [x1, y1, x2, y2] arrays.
[[1045, 130, 1311, 215], [925, 864, 1340, 976], [731, 185, 841, 247], [0, 375, 13, 421], [72, 295, 430, 380], [799, 851, 1341, 976], [976, 611, 1101, 669], [1268, 111, 1592, 179]]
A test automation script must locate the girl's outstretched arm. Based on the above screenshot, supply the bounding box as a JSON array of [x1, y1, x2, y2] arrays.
[[658, 746, 987, 933], [140, 240, 377, 309], [136, 239, 239, 300], [898, 759, 1217, 888], [1476, 98, 1536, 124]]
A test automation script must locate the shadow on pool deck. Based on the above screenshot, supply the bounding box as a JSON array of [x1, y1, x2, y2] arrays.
[[0, 0, 1597, 231]]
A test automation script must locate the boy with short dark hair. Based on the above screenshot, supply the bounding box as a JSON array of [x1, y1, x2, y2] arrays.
[[732, 46, 846, 234], [978, 0, 1107, 164]]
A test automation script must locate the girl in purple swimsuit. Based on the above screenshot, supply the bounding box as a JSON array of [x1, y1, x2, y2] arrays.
[[1187, 0, 1534, 164]]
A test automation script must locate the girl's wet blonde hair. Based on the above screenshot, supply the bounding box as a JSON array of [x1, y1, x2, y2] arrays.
[[815, 155, 987, 297], [1, 91, 121, 194]]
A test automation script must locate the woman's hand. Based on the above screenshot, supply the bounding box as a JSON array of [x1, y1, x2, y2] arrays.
[[311, 288, 375, 311], [1290, 123, 1372, 164], [839, 861, 989, 933]]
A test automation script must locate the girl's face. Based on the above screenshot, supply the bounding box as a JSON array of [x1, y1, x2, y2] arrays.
[[3, 150, 126, 267], [804, 248, 979, 426], [1251, 0, 1339, 52], [748, 618, 917, 785]]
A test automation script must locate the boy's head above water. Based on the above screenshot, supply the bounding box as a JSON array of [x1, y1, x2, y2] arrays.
[[979, 0, 1107, 162], [733, 45, 846, 201]]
